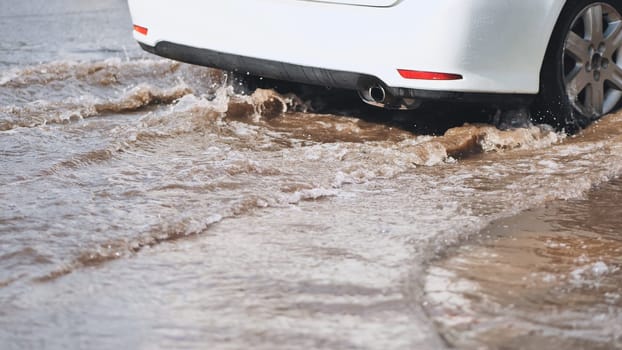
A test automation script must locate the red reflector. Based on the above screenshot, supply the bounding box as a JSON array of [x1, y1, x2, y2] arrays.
[[398, 69, 462, 81], [133, 25, 148, 35]]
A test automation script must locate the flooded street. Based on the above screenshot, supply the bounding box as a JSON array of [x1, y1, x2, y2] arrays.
[[426, 179, 622, 349], [1, 1, 622, 349]]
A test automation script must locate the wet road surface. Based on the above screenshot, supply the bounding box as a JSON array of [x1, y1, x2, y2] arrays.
[[1, 1, 622, 349]]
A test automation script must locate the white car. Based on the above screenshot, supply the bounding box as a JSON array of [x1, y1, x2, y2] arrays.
[[128, 0, 622, 127]]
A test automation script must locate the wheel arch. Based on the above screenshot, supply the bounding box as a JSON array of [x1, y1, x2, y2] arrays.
[[537, 0, 575, 92]]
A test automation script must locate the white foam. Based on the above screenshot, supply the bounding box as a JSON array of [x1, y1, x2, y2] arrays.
[[571, 261, 614, 282], [285, 188, 340, 204]]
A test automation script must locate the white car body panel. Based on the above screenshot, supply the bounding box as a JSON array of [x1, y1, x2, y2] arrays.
[[128, 0, 566, 95], [301, 0, 400, 7]]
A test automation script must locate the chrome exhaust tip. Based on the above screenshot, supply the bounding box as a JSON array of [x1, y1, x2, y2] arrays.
[[369, 85, 386, 103], [358, 84, 421, 110]]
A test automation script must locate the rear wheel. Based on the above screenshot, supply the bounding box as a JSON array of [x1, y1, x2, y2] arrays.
[[534, 0, 622, 130]]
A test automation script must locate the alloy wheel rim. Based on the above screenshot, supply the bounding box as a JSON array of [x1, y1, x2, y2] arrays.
[[563, 2, 622, 118]]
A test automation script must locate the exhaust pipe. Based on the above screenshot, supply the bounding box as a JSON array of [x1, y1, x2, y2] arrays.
[[369, 85, 386, 103], [358, 84, 421, 110]]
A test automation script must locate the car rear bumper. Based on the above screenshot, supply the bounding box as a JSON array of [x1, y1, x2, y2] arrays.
[[139, 41, 370, 90], [128, 0, 565, 96], [140, 40, 534, 105]]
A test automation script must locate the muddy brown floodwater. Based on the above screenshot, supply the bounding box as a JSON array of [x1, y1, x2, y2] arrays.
[[2, 0, 622, 349], [425, 178, 622, 349]]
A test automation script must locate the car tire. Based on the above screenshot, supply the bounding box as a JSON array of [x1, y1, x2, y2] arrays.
[[534, 0, 622, 131]]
